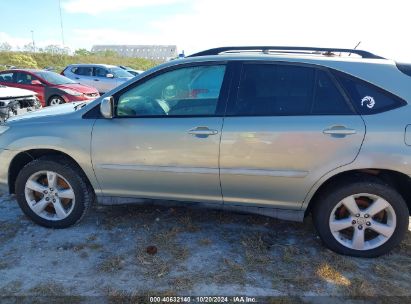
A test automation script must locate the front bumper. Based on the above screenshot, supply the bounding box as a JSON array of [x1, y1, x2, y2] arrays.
[[0, 149, 20, 194]]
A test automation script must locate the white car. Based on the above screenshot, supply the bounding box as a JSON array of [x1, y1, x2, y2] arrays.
[[0, 85, 41, 121]]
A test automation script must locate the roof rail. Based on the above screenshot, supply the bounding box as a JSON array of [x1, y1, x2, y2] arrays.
[[188, 46, 385, 59]]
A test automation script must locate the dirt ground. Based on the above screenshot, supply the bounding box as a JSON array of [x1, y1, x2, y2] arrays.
[[0, 191, 410, 302]]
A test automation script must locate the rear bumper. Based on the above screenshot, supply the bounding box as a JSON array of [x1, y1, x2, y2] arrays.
[[0, 149, 20, 194]]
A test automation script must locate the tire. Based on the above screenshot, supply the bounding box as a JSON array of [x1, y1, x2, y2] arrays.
[[312, 175, 409, 257], [15, 156, 92, 228], [47, 95, 65, 106]]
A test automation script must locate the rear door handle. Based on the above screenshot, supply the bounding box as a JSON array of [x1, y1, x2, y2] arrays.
[[94, 79, 99, 81], [188, 126, 218, 137], [323, 126, 357, 136]]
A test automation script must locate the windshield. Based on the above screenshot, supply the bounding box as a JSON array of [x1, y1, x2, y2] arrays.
[[34, 71, 76, 85], [109, 67, 133, 78]]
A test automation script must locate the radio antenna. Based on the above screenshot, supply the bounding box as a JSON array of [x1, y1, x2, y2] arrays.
[[349, 41, 361, 56]]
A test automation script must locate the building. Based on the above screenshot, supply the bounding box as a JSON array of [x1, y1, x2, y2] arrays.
[[91, 45, 178, 61]]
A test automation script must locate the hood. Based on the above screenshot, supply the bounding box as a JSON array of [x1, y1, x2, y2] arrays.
[[0, 86, 36, 98], [57, 83, 98, 94], [117, 77, 133, 82], [6, 101, 82, 123]]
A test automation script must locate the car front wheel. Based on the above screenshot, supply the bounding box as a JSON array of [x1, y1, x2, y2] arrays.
[[313, 176, 409, 257], [48, 95, 65, 106], [15, 156, 92, 228]]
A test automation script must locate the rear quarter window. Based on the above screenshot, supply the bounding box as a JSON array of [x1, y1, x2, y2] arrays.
[[335, 72, 407, 115]]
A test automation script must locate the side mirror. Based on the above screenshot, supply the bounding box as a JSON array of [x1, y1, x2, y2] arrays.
[[31, 80, 42, 85], [100, 96, 114, 119], [106, 73, 114, 78]]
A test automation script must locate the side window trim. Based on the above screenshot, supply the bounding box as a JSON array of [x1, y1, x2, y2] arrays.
[[112, 61, 232, 119], [332, 70, 408, 115], [324, 69, 359, 115], [226, 60, 357, 117]]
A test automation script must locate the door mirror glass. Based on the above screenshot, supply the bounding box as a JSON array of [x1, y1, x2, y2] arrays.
[[100, 96, 114, 118], [106, 73, 114, 78], [31, 80, 42, 85]]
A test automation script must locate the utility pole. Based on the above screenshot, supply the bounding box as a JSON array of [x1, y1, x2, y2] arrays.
[[58, 0, 65, 46], [31, 30, 35, 52]]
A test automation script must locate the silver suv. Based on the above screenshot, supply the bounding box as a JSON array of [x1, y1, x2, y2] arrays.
[[62, 64, 134, 94], [1, 46, 410, 257]]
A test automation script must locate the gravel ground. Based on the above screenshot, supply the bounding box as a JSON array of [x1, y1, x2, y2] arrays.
[[0, 191, 410, 302]]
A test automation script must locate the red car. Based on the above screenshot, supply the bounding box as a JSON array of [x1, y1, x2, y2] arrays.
[[0, 69, 100, 106]]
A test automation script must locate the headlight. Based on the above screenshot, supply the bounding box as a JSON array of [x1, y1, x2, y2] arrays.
[[0, 125, 9, 135], [61, 88, 83, 96]]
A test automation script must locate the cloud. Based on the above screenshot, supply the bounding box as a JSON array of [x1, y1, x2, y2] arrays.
[[0, 32, 63, 50], [147, 0, 410, 61], [0, 32, 31, 49], [62, 0, 185, 15]]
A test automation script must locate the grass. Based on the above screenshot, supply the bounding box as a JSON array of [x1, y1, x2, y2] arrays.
[[0, 194, 410, 297], [198, 238, 212, 246], [0, 221, 19, 245], [0, 51, 158, 72], [316, 263, 350, 286], [98, 255, 125, 273]]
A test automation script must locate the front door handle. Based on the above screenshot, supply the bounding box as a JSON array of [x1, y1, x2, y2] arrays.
[[323, 126, 357, 136], [94, 79, 100, 81], [188, 126, 218, 137]]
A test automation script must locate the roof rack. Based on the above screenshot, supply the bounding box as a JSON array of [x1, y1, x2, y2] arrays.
[[188, 46, 385, 59]]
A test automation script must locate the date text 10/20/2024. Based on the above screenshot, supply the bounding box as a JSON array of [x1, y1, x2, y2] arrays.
[[149, 296, 257, 303]]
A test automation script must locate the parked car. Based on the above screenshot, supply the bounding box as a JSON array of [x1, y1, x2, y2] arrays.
[[0, 69, 100, 107], [1, 46, 411, 258], [0, 85, 41, 121], [118, 66, 144, 76], [62, 64, 134, 94]]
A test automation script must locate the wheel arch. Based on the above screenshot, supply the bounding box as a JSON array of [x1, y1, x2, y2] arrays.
[[47, 95, 65, 106], [8, 149, 95, 195], [305, 169, 411, 216]]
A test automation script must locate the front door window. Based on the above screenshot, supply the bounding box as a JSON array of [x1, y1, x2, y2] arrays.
[[116, 65, 226, 117]]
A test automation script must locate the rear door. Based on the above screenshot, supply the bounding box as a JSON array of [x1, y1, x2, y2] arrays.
[[219, 62, 366, 209]]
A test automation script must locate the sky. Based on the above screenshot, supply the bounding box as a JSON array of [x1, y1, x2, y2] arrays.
[[0, 0, 410, 61]]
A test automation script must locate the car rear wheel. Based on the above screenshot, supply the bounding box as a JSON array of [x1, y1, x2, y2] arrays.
[[15, 156, 92, 228], [313, 176, 409, 257], [48, 95, 65, 106]]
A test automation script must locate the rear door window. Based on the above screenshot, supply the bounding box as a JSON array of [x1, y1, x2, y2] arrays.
[[229, 63, 354, 116], [335, 72, 407, 114]]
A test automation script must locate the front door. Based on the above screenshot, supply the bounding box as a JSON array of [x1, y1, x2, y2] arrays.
[[93, 67, 113, 93], [91, 63, 229, 203], [14, 72, 46, 104], [220, 62, 366, 209]]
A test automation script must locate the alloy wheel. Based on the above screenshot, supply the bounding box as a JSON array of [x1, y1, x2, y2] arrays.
[[24, 171, 75, 221], [49, 97, 64, 106], [329, 193, 396, 251]]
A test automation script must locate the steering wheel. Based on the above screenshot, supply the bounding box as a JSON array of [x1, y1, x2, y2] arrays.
[[117, 96, 167, 116]]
